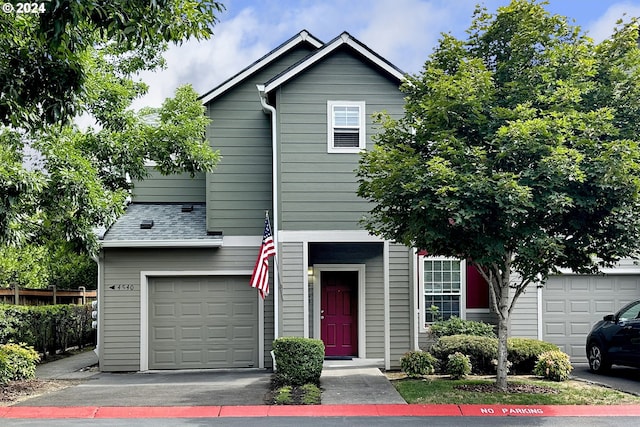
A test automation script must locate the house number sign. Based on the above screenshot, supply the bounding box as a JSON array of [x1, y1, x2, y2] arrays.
[[108, 284, 135, 291]]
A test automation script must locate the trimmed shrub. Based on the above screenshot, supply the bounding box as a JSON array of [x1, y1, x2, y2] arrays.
[[429, 316, 496, 339], [446, 352, 472, 380], [431, 335, 498, 374], [272, 337, 324, 386], [0, 303, 95, 357], [400, 350, 437, 377], [431, 335, 562, 375], [533, 350, 573, 381], [0, 342, 40, 385], [508, 338, 560, 374]]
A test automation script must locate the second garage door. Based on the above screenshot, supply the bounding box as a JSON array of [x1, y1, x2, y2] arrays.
[[542, 274, 640, 362], [148, 276, 257, 369]]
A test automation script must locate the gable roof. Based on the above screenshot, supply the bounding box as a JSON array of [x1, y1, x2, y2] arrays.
[[199, 30, 324, 104], [262, 31, 405, 94]]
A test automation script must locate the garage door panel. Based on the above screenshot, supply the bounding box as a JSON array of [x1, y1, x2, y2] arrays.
[[149, 276, 257, 369], [543, 275, 640, 362]]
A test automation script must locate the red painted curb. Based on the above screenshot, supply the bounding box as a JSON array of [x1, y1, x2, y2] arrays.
[[3, 406, 98, 419], [219, 405, 270, 417], [459, 404, 640, 417], [95, 406, 221, 418], [3, 404, 640, 419]]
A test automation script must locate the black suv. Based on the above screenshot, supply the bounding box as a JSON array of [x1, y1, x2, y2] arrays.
[[586, 299, 640, 373]]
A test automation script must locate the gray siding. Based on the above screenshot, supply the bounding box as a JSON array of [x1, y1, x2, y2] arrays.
[[276, 50, 405, 231], [131, 168, 206, 203], [280, 242, 305, 337], [509, 281, 539, 339], [205, 46, 315, 236], [99, 247, 273, 371], [388, 244, 412, 369]]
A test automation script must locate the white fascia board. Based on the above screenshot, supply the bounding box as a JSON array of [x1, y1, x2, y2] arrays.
[[554, 258, 640, 275], [100, 240, 223, 248], [278, 230, 384, 243], [200, 30, 323, 104], [264, 34, 405, 94]]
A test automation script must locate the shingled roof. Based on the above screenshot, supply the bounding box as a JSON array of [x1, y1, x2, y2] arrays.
[[101, 203, 223, 248]]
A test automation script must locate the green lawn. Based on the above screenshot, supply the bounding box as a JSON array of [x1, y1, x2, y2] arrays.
[[391, 375, 640, 405]]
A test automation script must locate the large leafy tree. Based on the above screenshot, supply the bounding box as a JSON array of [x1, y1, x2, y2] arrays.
[[357, 0, 640, 389], [0, 2, 223, 266]]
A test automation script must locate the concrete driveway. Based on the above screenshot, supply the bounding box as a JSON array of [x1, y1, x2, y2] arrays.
[[17, 369, 273, 407], [572, 363, 640, 396]]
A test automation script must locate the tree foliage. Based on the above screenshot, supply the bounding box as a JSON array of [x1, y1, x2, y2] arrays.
[[0, 0, 224, 281], [357, 0, 640, 389], [1, 0, 224, 127]]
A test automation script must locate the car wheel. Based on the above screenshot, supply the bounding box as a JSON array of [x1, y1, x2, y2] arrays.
[[588, 343, 610, 373]]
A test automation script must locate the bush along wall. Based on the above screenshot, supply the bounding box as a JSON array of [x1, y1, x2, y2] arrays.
[[272, 337, 324, 386], [430, 335, 561, 375], [0, 303, 95, 358]]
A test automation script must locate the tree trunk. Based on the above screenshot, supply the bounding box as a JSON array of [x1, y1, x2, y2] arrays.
[[496, 313, 510, 390], [495, 266, 511, 391]]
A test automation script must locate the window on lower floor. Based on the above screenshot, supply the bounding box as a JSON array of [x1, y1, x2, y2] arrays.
[[422, 257, 464, 323]]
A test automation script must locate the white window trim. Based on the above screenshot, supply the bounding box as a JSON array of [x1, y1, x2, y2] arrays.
[[418, 255, 466, 332], [327, 100, 366, 153]]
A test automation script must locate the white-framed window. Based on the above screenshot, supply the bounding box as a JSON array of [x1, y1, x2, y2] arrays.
[[327, 100, 366, 153], [419, 256, 466, 326]]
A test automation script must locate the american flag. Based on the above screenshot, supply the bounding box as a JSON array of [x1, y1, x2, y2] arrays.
[[250, 217, 276, 299]]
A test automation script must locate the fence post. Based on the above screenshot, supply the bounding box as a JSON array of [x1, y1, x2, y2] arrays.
[[78, 286, 86, 305], [49, 285, 57, 305], [13, 283, 19, 305]]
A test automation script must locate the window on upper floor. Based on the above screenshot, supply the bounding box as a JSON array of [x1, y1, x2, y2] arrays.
[[420, 256, 466, 324], [327, 101, 366, 153]]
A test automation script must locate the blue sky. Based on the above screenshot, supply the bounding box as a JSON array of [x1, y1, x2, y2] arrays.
[[132, 0, 640, 110]]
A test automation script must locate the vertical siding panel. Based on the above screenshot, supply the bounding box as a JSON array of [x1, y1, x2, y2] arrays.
[[510, 281, 539, 339], [388, 244, 411, 368], [280, 242, 305, 336]]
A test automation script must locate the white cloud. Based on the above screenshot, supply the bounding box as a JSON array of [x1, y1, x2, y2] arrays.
[[586, 2, 640, 43], [132, 8, 278, 110]]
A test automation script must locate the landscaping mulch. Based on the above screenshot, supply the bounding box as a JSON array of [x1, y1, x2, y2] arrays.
[[0, 379, 78, 406], [455, 383, 559, 394]]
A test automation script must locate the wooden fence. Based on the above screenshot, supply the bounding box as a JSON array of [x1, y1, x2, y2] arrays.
[[0, 286, 96, 306]]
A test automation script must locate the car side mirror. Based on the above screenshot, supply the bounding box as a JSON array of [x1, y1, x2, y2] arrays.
[[603, 314, 615, 322]]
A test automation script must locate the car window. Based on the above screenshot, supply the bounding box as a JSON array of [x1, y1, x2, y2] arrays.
[[618, 301, 640, 321]]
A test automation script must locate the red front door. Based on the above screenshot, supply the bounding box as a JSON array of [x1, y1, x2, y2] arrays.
[[321, 271, 358, 357]]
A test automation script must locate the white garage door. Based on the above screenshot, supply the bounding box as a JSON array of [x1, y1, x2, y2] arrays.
[[542, 275, 640, 362], [148, 276, 257, 369]]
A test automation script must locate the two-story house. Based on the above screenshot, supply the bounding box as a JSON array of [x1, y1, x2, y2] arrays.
[[96, 30, 640, 372]]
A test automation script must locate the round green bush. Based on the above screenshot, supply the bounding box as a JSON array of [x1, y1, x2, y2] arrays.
[[400, 350, 437, 377], [508, 338, 560, 374], [431, 335, 498, 374], [272, 337, 324, 386], [446, 352, 472, 380], [533, 350, 573, 381]]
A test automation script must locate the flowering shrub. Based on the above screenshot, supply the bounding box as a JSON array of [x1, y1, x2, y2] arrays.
[[533, 350, 573, 381], [400, 350, 437, 377]]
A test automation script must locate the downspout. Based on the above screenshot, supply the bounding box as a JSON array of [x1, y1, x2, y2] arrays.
[[257, 84, 279, 340], [91, 252, 102, 360]]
